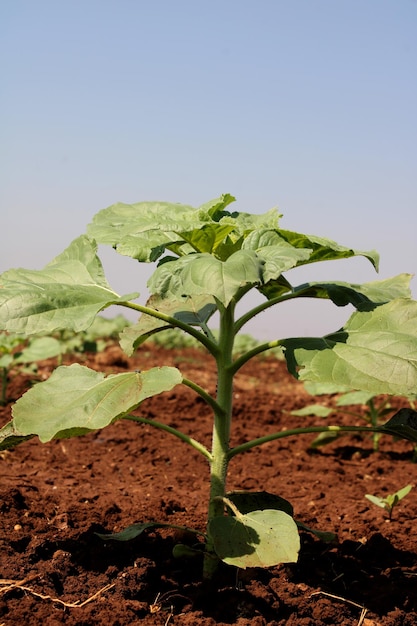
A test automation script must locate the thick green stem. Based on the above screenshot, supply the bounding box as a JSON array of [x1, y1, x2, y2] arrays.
[[203, 302, 235, 579]]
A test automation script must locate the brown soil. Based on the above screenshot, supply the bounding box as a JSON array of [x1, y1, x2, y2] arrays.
[[1, 344, 416, 625]]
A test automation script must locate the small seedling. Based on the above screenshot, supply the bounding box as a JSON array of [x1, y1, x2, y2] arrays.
[[365, 485, 413, 521], [292, 384, 402, 451], [1, 194, 417, 580]]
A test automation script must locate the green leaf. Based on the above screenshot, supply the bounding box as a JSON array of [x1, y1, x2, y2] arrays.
[[242, 230, 312, 283], [87, 196, 238, 262], [380, 408, 417, 443], [336, 390, 376, 406], [119, 294, 217, 355], [0, 236, 138, 335], [291, 404, 333, 417], [14, 337, 63, 363], [292, 274, 412, 311], [0, 421, 35, 451], [395, 484, 413, 500], [277, 229, 379, 270], [198, 193, 236, 218], [179, 223, 237, 255], [365, 494, 387, 509], [96, 522, 159, 541], [87, 200, 203, 261], [209, 509, 300, 569], [283, 299, 417, 396], [304, 381, 351, 395], [148, 250, 264, 306], [12, 363, 182, 442]]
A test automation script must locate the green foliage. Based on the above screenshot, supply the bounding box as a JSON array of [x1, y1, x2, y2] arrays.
[[293, 382, 398, 451], [52, 314, 132, 355], [1, 194, 417, 580], [365, 485, 413, 521]]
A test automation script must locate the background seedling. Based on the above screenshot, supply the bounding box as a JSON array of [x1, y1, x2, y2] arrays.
[[365, 484, 413, 521], [292, 383, 401, 451], [1, 194, 417, 580]]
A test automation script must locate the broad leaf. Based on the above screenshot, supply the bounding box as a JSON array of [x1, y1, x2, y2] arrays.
[[0, 236, 138, 335], [148, 250, 264, 306], [283, 299, 417, 396], [179, 223, 236, 255], [291, 274, 412, 310], [12, 363, 182, 442], [278, 229, 379, 269], [87, 197, 238, 261], [291, 404, 333, 417], [209, 509, 300, 568], [380, 408, 417, 443], [336, 390, 376, 406], [14, 337, 63, 363], [242, 230, 312, 283]]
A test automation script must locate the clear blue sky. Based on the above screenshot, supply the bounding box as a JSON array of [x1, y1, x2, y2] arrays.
[[2, 0, 416, 339]]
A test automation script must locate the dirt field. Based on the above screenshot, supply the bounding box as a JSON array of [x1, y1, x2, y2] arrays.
[[1, 343, 416, 625]]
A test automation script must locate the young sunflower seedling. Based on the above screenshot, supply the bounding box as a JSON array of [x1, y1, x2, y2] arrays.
[[1, 194, 417, 580], [365, 485, 413, 521]]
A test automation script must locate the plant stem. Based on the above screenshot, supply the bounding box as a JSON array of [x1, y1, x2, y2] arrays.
[[203, 302, 235, 579]]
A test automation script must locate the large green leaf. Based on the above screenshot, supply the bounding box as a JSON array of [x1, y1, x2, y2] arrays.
[[12, 363, 182, 442], [87, 196, 285, 263], [87, 198, 225, 261], [242, 230, 312, 283], [119, 294, 217, 354], [283, 298, 417, 396], [278, 229, 379, 269], [209, 509, 300, 569], [290, 274, 412, 310], [0, 236, 137, 335], [148, 250, 264, 306]]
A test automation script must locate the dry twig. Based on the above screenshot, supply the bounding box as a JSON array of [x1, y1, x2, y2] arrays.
[[310, 590, 368, 624], [0, 576, 115, 608]]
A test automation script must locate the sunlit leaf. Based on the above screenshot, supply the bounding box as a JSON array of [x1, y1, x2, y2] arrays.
[[209, 509, 300, 568], [283, 299, 417, 396], [12, 363, 182, 442], [278, 229, 379, 269], [291, 404, 333, 417], [148, 250, 264, 306], [291, 274, 412, 310], [0, 236, 137, 335]]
